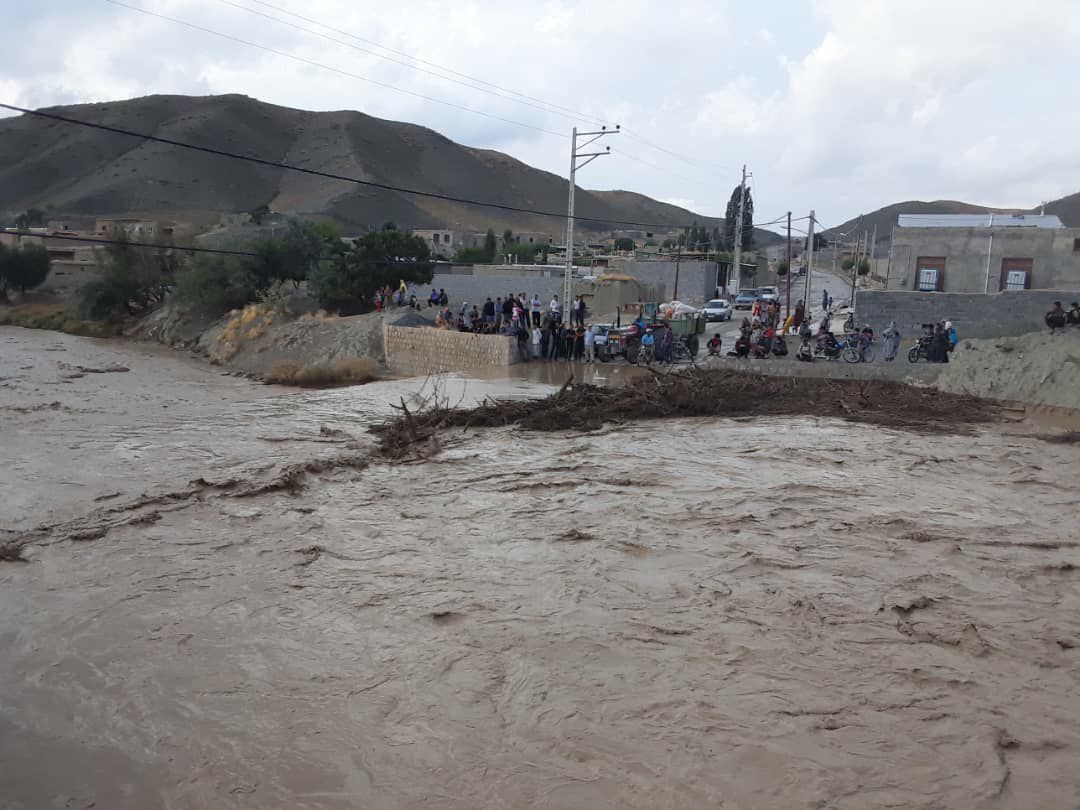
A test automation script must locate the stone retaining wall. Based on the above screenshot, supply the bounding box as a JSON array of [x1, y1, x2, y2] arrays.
[[384, 324, 518, 376]]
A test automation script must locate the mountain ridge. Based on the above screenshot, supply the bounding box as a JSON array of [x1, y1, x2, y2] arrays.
[[0, 93, 774, 243]]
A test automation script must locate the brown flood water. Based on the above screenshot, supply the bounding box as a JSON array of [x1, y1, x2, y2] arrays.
[[2, 326, 1080, 810]]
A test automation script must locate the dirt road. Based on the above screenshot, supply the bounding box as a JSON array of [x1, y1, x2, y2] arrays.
[[2, 326, 1079, 809]]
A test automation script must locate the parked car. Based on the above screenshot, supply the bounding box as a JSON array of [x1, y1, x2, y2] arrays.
[[702, 299, 733, 322], [590, 324, 616, 361], [734, 289, 759, 310], [758, 285, 780, 303]]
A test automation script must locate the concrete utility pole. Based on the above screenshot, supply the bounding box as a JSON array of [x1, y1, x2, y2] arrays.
[[869, 224, 877, 282], [732, 164, 748, 293], [849, 231, 861, 309], [804, 210, 815, 311], [785, 211, 792, 316], [563, 125, 618, 310]]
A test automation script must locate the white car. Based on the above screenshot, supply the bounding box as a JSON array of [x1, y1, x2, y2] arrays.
[[758, 286, 780, 303], [702, 299, 733, 322]]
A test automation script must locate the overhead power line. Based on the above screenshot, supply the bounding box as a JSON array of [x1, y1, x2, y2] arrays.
[[225, 0, 726, 175], [0, 103, 701, 231], [104, 0, 565, 138], [8, 230, 258, 256], [105, 0, 728, 182], [209, 0, 606, 129], [7, 229, 450, 266], [133, 0, 715, 187]]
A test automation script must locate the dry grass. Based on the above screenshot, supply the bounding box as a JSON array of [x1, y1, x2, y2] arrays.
[[264, 357, 378, 388], [0, 303, 121, 338]]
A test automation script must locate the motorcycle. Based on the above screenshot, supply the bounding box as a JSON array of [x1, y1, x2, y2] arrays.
[[907, 335, 934, 363]]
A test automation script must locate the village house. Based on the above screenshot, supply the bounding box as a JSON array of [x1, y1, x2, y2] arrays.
[[887, 213, 1080, 293]]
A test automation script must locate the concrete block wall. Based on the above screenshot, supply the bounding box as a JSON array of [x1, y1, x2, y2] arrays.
[[614, 260, 717, 304], [384, 324, 518, 376], [855, 289, 1080, 339], [427, 273, 563, 310]]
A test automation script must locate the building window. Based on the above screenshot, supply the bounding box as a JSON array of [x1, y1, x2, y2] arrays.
[[999, 258, 1033, 291], [915, 257, 946, 291]]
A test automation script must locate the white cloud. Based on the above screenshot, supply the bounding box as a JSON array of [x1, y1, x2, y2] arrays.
[[3, 0, 1080, 226]]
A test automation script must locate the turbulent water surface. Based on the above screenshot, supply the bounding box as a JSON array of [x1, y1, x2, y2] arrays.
[[2, 326, 1079, 810]]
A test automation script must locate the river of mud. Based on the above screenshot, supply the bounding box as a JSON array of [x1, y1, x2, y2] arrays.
[[2, 325, 1079, 809]]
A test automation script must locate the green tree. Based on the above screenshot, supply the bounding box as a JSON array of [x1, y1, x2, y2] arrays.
[[776, 261, 789, 277], [173, 254, 260, 314], [484, 229, 498, 261], [251, 220, 342, 289], [841, 257, 855, 272], [857, 258, 871, 276], [0, 242, 51, 301], [722, 186, 754, 250], [79, 234, 179, 320], [14, 208, 47, 229], [310, 225, 434, 315], [613, 237, 636, 251], [502, 229, 516, 250]]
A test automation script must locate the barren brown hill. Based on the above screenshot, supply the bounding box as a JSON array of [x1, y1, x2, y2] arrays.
[[0, 93, 777, 241]]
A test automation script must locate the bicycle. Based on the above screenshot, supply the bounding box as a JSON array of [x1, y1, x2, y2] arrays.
[[844, 335, 874, 363]]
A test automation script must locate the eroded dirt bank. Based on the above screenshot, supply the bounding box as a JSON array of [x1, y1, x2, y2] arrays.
[[2, 326, 1079, 810]]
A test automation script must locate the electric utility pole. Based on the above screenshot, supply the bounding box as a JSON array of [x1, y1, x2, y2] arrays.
[[785, 211, 792, 316], [732, 164, 748, 292], [804, 210, 815, 311], [564, 125, 618, 310], [849, 231, 861, 308]]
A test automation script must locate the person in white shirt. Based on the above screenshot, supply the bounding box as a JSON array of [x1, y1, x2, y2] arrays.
[[583, 324, 596, 363], [549, 295, 561, 322], [531, 294, 542, 327], [531, 325, 542, 358]]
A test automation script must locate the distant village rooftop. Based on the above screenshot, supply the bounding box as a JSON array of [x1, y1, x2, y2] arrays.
[[897, 213, 1064, 229]]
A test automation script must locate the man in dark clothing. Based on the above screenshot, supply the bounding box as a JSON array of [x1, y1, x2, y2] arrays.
[[1047, 301, 1068, 332], [550, 324, 563, 360], [793, 299, 805, 328], [515, 323, 530, 362], [438, 289, 449, 307], [1068, 302, 1080, 326], [540, 324, 551, 359], [563, 327, 575, 361], [929, 323, 950, 363], [502, 297, 514, 326], [482, 297, 496, 325], [576, 297, 587, 328]]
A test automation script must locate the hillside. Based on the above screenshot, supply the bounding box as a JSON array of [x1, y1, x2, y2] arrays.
[[0, 93, 774, 241]]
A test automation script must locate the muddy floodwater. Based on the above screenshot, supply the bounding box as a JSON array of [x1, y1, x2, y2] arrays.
[[2, 325, 1079, 810]]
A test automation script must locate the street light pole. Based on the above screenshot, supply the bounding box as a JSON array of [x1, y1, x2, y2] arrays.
[[563, 125, 618, 314]]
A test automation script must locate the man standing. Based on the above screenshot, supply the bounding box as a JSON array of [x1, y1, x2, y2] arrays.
[[549, 294, 561, 323], [483, 297, 495, 325], [576, 296, 587, 328], [531, 293, 542, 327], [822, 288, 829, 313], [794, 299, 805, 328], [583, 325, 596, 363]]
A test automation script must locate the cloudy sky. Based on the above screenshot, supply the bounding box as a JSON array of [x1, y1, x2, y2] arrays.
[[3, 0, 1080, 230]]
